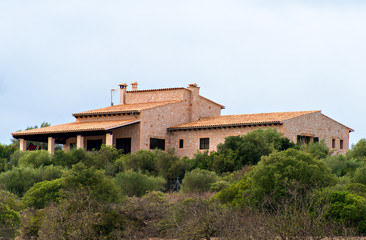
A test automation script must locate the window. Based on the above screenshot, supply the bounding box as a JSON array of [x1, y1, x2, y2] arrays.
[[297, 135, 311, 145], [200, 138, 210, 150], [87, 139, 102, 151], [179, 139, 184, 148], [150, 138, 165, 150], [116, 138, 131, 154], [332, 139, 336, 149], [313, 137, 319, 143], [340, 139, 344, 149]]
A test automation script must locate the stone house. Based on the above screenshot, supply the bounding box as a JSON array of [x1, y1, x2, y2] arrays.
[[12, 83, 353, 157]]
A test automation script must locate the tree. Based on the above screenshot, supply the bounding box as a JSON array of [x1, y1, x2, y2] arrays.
[[214, 128, 296, 171], [241, 149, 336, 208], [346, 138, 366, 161]]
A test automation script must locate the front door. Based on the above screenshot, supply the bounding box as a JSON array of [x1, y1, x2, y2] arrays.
[[116, 138, 131, 154]]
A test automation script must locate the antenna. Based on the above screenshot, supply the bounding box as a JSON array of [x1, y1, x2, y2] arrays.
[[110, 89, 116, 106]]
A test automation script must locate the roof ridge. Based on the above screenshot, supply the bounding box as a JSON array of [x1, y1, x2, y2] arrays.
[[126, 87, 186, 93]]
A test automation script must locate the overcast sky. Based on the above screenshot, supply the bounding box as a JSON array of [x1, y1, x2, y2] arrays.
[[0, 1, 365, 146]]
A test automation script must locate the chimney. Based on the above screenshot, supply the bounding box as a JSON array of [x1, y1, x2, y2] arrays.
[[187, 83, 200, 121], [131, 82, 138, 91], [119, 83, 128, 104]]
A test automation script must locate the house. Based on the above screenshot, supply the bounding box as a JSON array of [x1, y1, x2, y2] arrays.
[[12, 83, 353, 157]]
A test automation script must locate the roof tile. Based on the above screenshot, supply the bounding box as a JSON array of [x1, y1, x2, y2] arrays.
[[169, 110, 321, 129], [12, 119, 140, 136], [73, 100, 181, 116]]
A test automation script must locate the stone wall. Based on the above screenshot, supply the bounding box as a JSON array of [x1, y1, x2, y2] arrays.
[[283, 112, 351, 154]]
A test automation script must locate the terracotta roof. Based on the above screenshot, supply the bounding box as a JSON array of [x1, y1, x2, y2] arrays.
[[73, 100, 181, 117], [12, 119, 140, 136], [168, 110, 321, 130]]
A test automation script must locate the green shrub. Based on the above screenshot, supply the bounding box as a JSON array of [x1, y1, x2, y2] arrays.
[[18, 150, 52, 168], [316, 188, 366, 234], [0, 190, 24, 211], [301, 140, 329, 159], [210, 180, 230, 192], [180, 169, 219, 193], [323, 154, 361, 177], [0, 167, 41, 196], [119, 150, 156, 173], [244, 149, 336, 208], [353, 165, 366, 185], [0, 202, 21, 239], [216, 177, 251, 205], [114, 171, 166, 197], [23, 179, 64, 209], [62, 162, 120, 202]]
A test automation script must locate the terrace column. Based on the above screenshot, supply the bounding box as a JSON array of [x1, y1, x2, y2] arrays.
[[77, 135, 85, 149], [62, 144, 68, 151], [106, 133, 113, 147], [20, 139, 27, 152], [48, 137, 55, 154]]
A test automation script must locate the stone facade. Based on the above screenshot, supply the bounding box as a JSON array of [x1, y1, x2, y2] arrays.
[[12, 83, 353, 157]]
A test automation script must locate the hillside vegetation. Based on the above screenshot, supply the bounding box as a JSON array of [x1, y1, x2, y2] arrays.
[[0, 128, 365, 239]]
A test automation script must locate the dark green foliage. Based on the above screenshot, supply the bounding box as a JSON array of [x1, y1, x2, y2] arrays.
[[23, 179, 64, 209], [216, 177, 251, 206], [0, 190, 24, 212], [316, 187, 366, 234], [223, 149, 337, 208], [0, 202, 21, 239], [62, 162, 119, 203], [18, 150, 52, 168], [119, 149, 192, 180], [301, 140, 329, 159], [323, 154, 362, 177], [353, 165, 366, 185], [181, 169, 219, 193], [346, 138, 366, 161], [114, 171, 166, 197], [0, 166, 63, 197], [210, 180, 230, 192], [191, 128, 296, 173], [119, 150, 156, 173]]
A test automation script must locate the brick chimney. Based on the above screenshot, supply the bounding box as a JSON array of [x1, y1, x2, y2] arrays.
[[131, 82, 138, 91], [119, 83, 128, 104], [187, 83, 200, 121]]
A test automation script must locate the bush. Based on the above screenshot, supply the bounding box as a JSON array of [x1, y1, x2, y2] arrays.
[[323, 154, 362, 177], [210, 180, 230, 192], [0, 190, 24, 212], [353, 165, 366, 185], [0, 202, 21, 239], [23, 179, 64, 209], [301, 140, 329, 159], [62, 162, 120, 203], [0, 167, 41, 196], [119, 150, 156, 174], [18, 150, 52, 168], [242, 149, 336, 208], [181, 169, 219, 193], [316, 188, 366, 234], [114, 171, 166, 197], [346, 138, 366, 161]]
